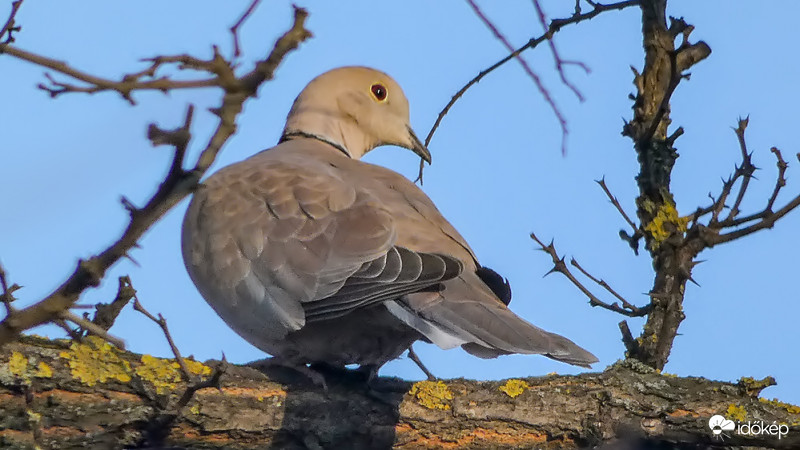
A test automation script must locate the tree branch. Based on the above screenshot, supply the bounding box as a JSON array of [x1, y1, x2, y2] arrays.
[[417, 0, 639, 183], [530, 233, 650, 317], [0, 6, 312, 348], [2, 337, 798, 449]]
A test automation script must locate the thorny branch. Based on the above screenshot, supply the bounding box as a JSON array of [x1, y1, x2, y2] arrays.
[[530, 232, 650, 318], [0, 6, 312, 347], [596, 177, 643, 254], [689, 119, 800, 247], [417, 0, 639, 183]]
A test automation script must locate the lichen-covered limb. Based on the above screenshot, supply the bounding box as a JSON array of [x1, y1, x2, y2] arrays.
[[2, 337, 798, 449]]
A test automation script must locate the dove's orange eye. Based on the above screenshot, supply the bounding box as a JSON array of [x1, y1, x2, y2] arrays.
[[370, 83, 387, 101]]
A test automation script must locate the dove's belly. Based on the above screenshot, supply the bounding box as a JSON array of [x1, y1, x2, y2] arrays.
[[240, 303, 422, 367]]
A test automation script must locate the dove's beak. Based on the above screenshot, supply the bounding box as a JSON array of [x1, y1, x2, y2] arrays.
[[406, 126, 431, 164]]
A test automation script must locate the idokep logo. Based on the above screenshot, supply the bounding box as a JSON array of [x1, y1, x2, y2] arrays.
[[708, 414, 790, 441]]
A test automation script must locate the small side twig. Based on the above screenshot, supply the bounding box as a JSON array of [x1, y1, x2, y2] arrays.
[[531, 0, 588, 102], [465, 0, 570, 156], [596, 177, 643, 253], [230, 0, 262, 58], [417, 0, 639, 183], [723, 117, 756, 223], [0, 0, 23, 48], [60, 310, 126, 349], [133, 298, 191, 382], [0, 263, 21, 316], [570, 258, 650, 316], [530, 232, 650, 317]]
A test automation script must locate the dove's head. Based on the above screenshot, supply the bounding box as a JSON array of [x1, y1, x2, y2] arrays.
[[281, 66, 431, 163]]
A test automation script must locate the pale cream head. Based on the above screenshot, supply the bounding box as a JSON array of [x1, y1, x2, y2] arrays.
[[281, 66, 430, 162]]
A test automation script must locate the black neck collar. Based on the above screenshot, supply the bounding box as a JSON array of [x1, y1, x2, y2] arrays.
[[280, 131, 352, 158]]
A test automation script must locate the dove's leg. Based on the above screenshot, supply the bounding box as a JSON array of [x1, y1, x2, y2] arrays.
[[407, 345, 436, 381]]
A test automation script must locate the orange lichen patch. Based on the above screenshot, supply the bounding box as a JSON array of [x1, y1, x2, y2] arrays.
[[37, 389, 115, 404], [173, 424, 237, 444], [396, 423, 555, 449], [215, 387, 287, 398], [40, 425, 86, 438], [0, 429, 34, 444], [0, 392, 24, 405], [669, 409, 699, 418]]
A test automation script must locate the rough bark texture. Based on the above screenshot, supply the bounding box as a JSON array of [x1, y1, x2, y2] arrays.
[[620, 0, 712, 371], [1, 336, 798, 449]]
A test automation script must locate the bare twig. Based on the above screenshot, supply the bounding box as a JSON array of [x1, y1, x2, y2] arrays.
[[3, 46, 219, 104], [60, 310, 126, 349], [465, 0, 569, 149], [530, 232, 649, 317], [0, 7, 312, 347], [596, 177, 642, 254], [0, 264, 21, 316], [596, 178, 638, 233], [418, 0, 639, 182], [570, 258, 650, 316], [230, 0, 262, 58], [133, 298, 191, 382], [723, 117, 756, 223], [531, 0, 588, 102], [0, 0, 23, 47], [765, 147, 788, 213]]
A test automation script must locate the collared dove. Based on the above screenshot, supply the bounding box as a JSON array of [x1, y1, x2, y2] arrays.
[[182, 66, 597, 381]]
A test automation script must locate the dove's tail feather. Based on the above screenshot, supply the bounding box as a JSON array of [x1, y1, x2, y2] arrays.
[[394, 272, 599, 368]]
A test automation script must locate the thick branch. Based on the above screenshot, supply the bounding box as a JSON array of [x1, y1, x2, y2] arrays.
[[1, 337, 798, 449]]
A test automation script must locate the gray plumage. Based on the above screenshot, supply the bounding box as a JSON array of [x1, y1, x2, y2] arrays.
[[182, 66, 597, 374]]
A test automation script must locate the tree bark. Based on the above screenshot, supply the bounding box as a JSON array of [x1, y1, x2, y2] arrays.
[[1, 336, 798, 449]]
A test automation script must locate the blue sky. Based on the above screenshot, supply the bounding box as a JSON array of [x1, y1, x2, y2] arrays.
[[2, 0, 798, 408]]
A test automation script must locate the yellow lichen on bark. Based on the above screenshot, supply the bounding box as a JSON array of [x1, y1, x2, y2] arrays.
[[726, 404, 747, 422], [409, 380, 453, 410], [641, 195, 689, 250], [8, 351, 28, 378], [33, 361, 52, 378], [135, 354, 211, 394], [59, 336, 132, 386], [499, 379, 530, 398]]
